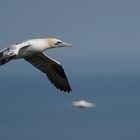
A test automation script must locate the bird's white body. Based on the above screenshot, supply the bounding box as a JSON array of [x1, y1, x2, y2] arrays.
[[26, 39, 48, 51], [0, 38, 72, 92], [12, 39, 49, 58], [72, 100, 95, 108]]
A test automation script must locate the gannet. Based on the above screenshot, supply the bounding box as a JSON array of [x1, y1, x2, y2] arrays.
[[0, 38, 72, 93], [72, 100, 96, 108]]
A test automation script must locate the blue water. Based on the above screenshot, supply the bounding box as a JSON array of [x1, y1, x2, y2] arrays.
[[0, 74, 140, 140]]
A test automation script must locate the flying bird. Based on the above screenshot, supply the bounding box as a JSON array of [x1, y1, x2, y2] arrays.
[[0, 38, 72, 93], [72, 100, 96, 108]]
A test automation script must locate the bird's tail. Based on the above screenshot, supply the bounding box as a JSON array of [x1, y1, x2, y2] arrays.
[[0, 48, 13, 66]]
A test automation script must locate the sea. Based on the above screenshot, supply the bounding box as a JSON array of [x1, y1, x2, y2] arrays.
[[0, 74, 140, 140]]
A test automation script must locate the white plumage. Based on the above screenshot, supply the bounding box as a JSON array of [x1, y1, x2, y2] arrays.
[[0, 38, 72, 93]]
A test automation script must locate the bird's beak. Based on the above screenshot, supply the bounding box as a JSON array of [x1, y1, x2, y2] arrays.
[[60, 42, 73, 48]]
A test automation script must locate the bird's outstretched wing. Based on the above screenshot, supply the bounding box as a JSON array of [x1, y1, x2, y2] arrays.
[[0, 43, 30, 66], [24, 53, 72, 93], [0, 47, 15, 66]]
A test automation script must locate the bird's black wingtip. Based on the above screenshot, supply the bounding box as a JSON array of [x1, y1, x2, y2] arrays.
[[63, 88, 72, 93]]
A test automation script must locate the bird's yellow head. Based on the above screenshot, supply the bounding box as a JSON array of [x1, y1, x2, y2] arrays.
[[46, 38, 72, 49]]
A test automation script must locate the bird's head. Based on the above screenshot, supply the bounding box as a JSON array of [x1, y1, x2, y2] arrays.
[[46, 38, 72, 49]]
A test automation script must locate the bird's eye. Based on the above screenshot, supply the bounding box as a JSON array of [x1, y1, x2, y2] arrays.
[[55, 41, 62, 45]]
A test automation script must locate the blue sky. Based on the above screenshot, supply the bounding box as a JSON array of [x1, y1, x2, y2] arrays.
[[0, 0, 140, 75]]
